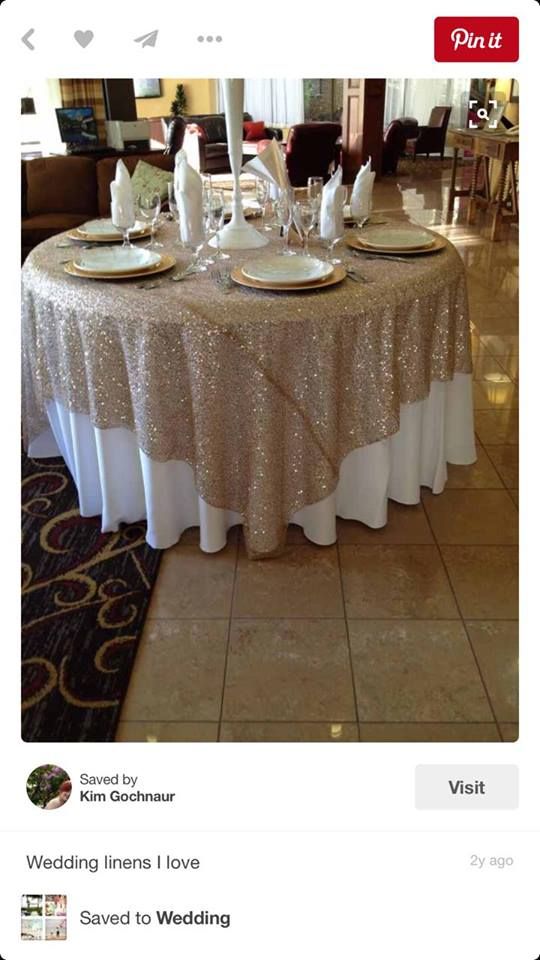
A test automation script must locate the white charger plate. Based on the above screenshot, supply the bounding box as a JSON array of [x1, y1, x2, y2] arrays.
[[359, 226, 434, 251], [81, 218, 147, 237], [242, 255, 333, 286], [73, 247, 161, 275]]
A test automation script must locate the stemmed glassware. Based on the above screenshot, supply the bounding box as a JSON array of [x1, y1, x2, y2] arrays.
[[208, 190, 230, 261], [323, 185, 347, 263], [354, 196, 372, 233], [307, 176, 324, 233], [167, 182, 179, 224], [255, 178, 272, 232], [111, 205, 136, 248], [275, 188, 295, 256], [186, 238, 207, 273], [136, 192, 163, 249], [293, 199, 317, 256]]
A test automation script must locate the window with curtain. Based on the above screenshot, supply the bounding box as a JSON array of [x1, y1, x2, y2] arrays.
[[384, 79, 471, 130], [218, 79, 305, 126], [59, 79, 107, 141], [303, 80, 343, 122]]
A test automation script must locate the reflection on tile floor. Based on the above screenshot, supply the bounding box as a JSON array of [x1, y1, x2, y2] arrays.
[[117, 162, 519, 744]]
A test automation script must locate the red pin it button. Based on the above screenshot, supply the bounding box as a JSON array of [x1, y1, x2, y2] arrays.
[[434, 17, 519, 62]]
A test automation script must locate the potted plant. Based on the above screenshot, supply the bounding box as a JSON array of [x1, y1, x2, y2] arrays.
[[170, 83, 188, 118]]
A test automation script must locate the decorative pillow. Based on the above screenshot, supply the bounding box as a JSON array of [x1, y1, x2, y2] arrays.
[[243, 121, 266, 142], [130, 159, 173, 202]]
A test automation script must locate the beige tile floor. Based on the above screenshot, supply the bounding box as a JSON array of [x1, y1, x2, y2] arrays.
[[117, 162, 519, 744]]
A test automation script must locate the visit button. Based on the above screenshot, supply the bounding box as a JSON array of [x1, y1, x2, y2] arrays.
[[415, 765, 518, 810]]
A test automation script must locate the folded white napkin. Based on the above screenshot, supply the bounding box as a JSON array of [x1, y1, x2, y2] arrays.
[[242, 138, 290, 200], [350, 157, 375, 220], [174, 149, 204, 245], [319, 166, 345, 241], [110, 159, 135, 229]]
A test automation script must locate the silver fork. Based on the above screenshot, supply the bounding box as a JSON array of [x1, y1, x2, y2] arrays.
[[345, 264, 371, 283], [169, 264, 198, 283], [213, 269, 234, 293]]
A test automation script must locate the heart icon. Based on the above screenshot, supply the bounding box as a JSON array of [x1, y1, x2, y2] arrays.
[[74, 29, 94, 48]]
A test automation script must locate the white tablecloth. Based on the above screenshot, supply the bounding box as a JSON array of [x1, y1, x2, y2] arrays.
[[28, 373, 475, 552]]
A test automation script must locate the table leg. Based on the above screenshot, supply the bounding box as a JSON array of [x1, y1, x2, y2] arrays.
[[447, 147, 459, 220], [508, 161, 519, 218], [467, 156, 480, 224], [490, 160, 508, 241]]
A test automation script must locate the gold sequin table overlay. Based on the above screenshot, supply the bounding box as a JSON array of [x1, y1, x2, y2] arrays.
[[22, 223, 472, 557]]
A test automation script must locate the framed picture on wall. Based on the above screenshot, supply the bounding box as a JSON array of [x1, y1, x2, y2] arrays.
[[134, 79, 162, 99]]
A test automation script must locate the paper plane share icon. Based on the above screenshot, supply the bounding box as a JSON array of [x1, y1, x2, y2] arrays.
[[134, 30, 159, 48]]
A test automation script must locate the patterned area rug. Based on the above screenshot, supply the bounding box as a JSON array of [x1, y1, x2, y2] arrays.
[[22, 454, 162, 742]]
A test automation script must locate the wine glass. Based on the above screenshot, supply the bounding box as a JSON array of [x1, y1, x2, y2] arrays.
[[323, 229, 345, 263], [167, 182, 179, 222], [136, 192, 163, 249], [209, 190, 230, 261], [323, 184, 347, 263], [111, 204, 136, 248], [307, 176, 324, 202], [275, 188, 295, 255], [354, 196, 372, 233], [255, 178, 271, 232], [186, 241, 206, 272], [293, 199, 317, 256], [201, 200, 216, 266]]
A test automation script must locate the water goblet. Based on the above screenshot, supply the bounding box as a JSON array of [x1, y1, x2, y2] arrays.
[[323, 230, 345, 264], [112, 208, 136, 248], [307, 176, 324, 230], [293, 199, 317, 256], [202, 211, 216, 266], [275, 188, 295, 255], [354, 196, 372, 233], [209, 190, 230, 261], [186, 239, 207, 273], [307, 176, 324, 200], [255, 178, 272, 232], [136, 192, 163, 249], [167, 182, 179, 221]]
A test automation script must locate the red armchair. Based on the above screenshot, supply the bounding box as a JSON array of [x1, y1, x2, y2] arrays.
[[285, 122, 342, 187], [413, 106, 452, 160]]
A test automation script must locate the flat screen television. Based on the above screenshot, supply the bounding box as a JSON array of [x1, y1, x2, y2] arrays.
[[55, 107, 99, 145]]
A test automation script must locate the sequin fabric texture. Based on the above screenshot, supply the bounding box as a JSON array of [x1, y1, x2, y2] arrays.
[[22, 223, 472, 557]]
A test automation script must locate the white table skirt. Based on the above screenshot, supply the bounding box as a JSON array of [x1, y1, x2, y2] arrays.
[[28, 373, 475, 552]]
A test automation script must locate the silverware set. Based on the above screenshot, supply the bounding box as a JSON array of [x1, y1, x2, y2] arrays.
[[351, 250, 413, 264], [136, 264, 199, 290]]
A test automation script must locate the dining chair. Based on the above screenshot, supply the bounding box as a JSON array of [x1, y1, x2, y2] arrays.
[[285, 122, 342, 187], [413, 106, 452, 160]]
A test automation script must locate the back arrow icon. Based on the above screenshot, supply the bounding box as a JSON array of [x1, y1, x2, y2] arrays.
[[22, 28, 35, 50]]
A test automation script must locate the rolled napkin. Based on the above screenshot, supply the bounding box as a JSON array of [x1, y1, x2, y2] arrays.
[[242, 138, 290, 200], [350, 156, 376, 220], [319, 166, 345, 241], [174, 149, 204, 245], [110, 159, 135, 228]]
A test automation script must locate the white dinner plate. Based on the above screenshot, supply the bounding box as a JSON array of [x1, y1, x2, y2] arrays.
[[358, 226, 435, 251], [80, 218, 147, 237], [242, 255, 333, 285], [73, 247, 161, 275]]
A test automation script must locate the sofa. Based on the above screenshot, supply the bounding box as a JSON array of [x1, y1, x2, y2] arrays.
[[184, 113, 282, 174], [21, 152, 175, 261]]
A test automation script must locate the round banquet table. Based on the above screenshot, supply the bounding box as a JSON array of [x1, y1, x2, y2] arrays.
[[22, 221, 475, 558]]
